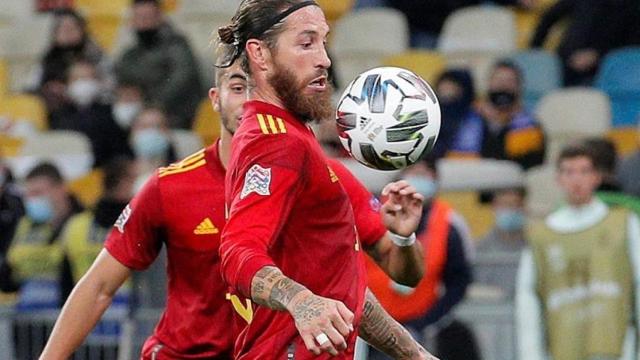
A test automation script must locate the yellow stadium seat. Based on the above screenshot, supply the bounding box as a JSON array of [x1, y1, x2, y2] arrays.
[[0, 59, 8, 97], [0, 94, 47, 131], [162, 0, 180, 13], [75, 0, 129, 15], [193, 99, 221, 146], [514, 9, 540, 49], [67, 169, 105, 208], [608, 127, 639, 157], [86, 14, 123, 52], [317, 0, 355, 24], [439, 191, 495, 240], [0, 135, 25, 157], [382, 50, 447, 85]]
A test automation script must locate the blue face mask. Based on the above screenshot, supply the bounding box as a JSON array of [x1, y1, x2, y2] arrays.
[[133, 128, 170, 160], [404, 176, 438, 200], [495, 209, 525, 232], [26, 196, 54, 224]]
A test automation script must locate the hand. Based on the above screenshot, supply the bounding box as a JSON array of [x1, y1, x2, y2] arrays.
[[381, 181, 424, 237], [415, 345, 439, 360], [287, 290, 354, 356], [569, 49, 599, 72]]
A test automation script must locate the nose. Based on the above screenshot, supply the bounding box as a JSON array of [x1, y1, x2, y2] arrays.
[[317, 47, 332, 70]]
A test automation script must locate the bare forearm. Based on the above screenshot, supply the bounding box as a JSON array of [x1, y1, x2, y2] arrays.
[[251, 266, 309, 311], [359, 288, 428, 360], [39, 278, 116, 359], [371, 234, 424, 287]]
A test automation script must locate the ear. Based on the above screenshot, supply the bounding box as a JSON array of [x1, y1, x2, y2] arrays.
[[209, 87, 220, 112], [246, 39, 270, 72]]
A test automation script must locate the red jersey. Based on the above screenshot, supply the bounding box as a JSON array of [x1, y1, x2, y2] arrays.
[[221, 101, 367, 360], [105, 144, 232, 359]]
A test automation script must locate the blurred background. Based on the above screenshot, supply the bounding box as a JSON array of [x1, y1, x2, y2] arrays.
[[0, 0, 639, 359]]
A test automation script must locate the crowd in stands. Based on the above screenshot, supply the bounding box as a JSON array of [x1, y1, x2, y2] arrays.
[[0, 0, 640, 359]]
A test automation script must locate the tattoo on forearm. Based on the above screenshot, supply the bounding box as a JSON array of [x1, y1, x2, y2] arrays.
[[251, 266, 306, 311], [292, 294, 326, 322], [359, 289, 420, 359]]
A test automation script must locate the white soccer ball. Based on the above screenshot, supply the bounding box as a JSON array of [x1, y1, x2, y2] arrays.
[[336, 66, 441, 170]]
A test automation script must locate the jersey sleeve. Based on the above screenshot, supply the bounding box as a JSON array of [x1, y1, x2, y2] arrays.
[[220, 134, 307, 297], [104, 172, 164, 270], [327, 159, 387, 248]]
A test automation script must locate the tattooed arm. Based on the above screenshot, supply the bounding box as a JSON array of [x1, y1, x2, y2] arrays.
[[251, 266, 355, 357], [360, 288, 438, 360]]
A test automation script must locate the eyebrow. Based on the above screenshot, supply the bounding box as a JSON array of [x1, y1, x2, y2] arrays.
[[228, 73, 247, 81], [298, 29, 330, 39]]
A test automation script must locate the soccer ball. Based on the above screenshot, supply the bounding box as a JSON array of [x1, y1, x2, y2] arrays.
[[336, 67, 441, 170]]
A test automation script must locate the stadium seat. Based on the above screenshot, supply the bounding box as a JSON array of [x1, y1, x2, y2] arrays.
[[85, 14, 124, 52], [7, 131, 94, 180], [595, 47, 640, 127], [0, 1, 33, 19], [331, 8, 409, 90], [607, 127, 638, 157], [382, 50, 446, 85], [67, 168, 104, 208], [162, 0, 180, 13], [525, 164, 562, 218], [338, 158, 400, 194], [0, 58, 8, 97], [177, 0, 239, 18], [75, 0, 129, 15], [438, 190, 494, 240], [0, 135, 25, 157], [317, 0, 355, 24], [0, 94, 48, 131], [439, 6, 517, 54], [171, 129, 204, 159], [192, 99, 221, 146], [510, 49, 562, 111], [535, 87, 611, 162], [514, 8, 539, 49]]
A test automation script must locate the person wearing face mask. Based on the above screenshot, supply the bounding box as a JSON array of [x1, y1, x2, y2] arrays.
[[431, 68, 475, 160], [112, 83, 144, 132], [2, 163, 83, 313], [366, 158, 477, 360], [448, 60, 546, 170], [114, 0, 203, 129], [474, 187, 527, 299], [49, 59, 133, 168], [129, 107, 177, 192]]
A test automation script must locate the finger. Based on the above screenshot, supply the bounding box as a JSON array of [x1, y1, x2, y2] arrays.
[[412, 192, 425, 202], [329, 310, 351, 337], [323, 326, 347, 352], [314, 331, 338, 356], [335, 302, 354, 329], [301, 332, 321, 355], [398, 185, 417, 196], [381, 182, 399, 196]]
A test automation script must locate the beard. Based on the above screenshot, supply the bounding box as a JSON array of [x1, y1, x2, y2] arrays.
[[219, 110, 236, 135], [268, 61, 334, 123]]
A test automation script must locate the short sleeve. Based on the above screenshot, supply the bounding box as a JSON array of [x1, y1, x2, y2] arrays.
[[104, 173, 164, 270], [327, 159, 387, 248], [220, 134, 307, 297]]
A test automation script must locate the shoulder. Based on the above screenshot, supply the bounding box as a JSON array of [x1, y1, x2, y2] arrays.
[[157, 148, 209, 182]]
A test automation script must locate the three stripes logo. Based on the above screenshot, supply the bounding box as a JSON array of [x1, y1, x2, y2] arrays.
[[194, 218, 219, 235], [257, 114, 287, 135]]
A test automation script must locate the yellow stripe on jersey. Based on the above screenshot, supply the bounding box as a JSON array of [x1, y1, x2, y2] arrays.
[[257, 114, 269, 134], [159, 150, 205, 173], [266, 115, 279, 133], [276, 117, 287, 133], [159, 158, 207, 178], [256, 114, 287, 135]]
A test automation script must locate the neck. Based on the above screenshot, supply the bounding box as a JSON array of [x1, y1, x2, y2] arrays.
[[219, 128, 232, 169], [567, 195, 595, 208], [250, 81, 285, 109]]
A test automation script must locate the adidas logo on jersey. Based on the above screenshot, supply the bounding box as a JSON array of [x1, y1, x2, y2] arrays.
[[194, 218, 219, 235]]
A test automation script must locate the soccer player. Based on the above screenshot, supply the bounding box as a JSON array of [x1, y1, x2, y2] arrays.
[[39, 58, 432, 360], [215, 1, 426, 359]]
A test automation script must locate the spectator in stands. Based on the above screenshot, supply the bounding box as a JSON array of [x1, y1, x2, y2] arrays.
[[130, 106, 177, 191], [367, 159, 477, 360], [112, 83, 144, 132], [0, 161, 24, 293], [448, 60, 546, 170], [516, 143, 640, 360], [616, 122, 640, 199], [61, 157, 136, 284], [530, 0, 640, 86], [2, 163, 83, 309], [115, 0, 203, 129], [432, 68, 475, 160], [583, 137, 621, 192], [36, 9, 110, 114], [381, 0, 534, 48], [49, 59, 133, 168]]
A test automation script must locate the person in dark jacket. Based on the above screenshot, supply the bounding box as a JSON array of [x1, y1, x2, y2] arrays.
[[115, 0, 203, 129]]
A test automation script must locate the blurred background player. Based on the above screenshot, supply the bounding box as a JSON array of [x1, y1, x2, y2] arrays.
[[516, 142, 640, 360], [39, 58, 433, 359]]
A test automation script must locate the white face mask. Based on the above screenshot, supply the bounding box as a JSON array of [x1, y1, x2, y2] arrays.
[[67, 78, 101, 107], [113, 102, 143, 129]]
